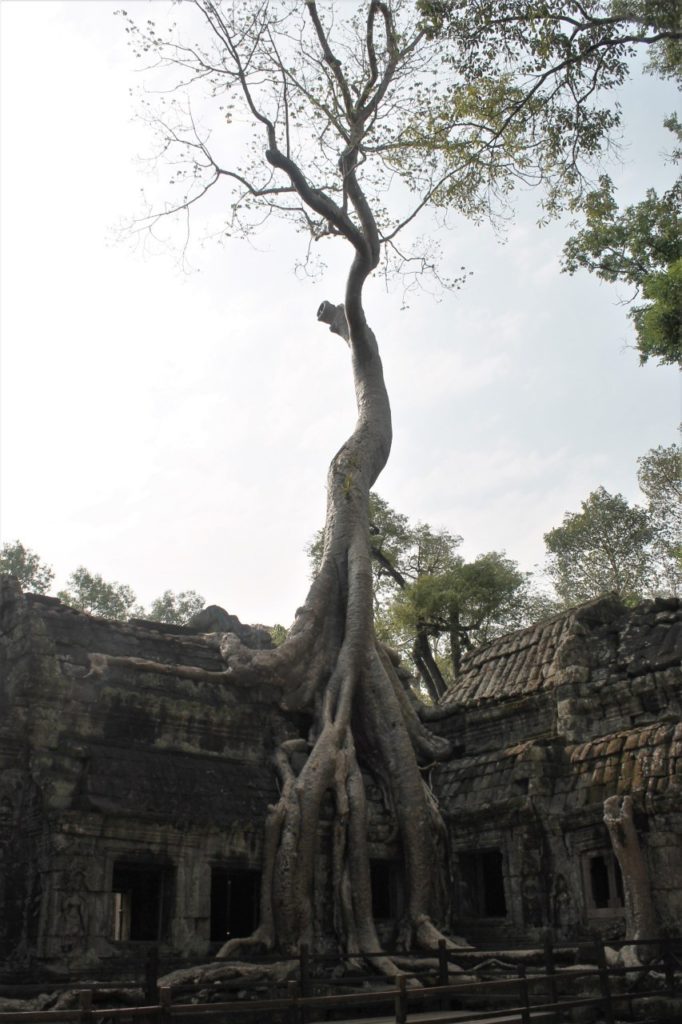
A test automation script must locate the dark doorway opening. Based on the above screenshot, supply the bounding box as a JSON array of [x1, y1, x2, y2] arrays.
[[112, 862, 172, 941], [210, 868, 260, 943], [368, 864, 391, 921], [588, 853, 624, 910], [458, 849, 507, 917]]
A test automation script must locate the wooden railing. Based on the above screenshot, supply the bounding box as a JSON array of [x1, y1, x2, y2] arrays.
[[0, 937, 679, 1024]]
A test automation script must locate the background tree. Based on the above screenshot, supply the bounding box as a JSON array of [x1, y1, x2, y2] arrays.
[[147, 589, 206, 625], [387, 551, 534, 683], [0, 540, 54, 595], [419, 0, 681, 211], [544, 486, 657, 605], [544, 440, 681, 605], [57, 567, 141, 620], [637, 440, 682, 592], [0, 539, 242, 627], [422, 1, 682, 362], [562, 160, 681, 365], [311, 496, 554, 699]]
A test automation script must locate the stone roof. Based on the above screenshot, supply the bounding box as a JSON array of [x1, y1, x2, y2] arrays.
[[566, 720, 682, 806], [440, 594, 682, 707]]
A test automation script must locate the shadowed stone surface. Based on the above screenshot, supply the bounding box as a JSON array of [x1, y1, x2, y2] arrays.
[[1, 577, 680, 976]]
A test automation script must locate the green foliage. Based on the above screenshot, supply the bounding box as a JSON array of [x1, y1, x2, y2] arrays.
[[563, 169, 682, 365], [119, 0, 682, 300], [544, 441, 681, 605], [310, 494, 551, 691], [147, 589, 205, 625], [631, 258, 682, 365], [421, 1, 681, 360], [544, 486, 657, 605], [418, 0, 682, 219], [0, 540, 55, 594], [57, 567, 141, 621], [270, 624, 288, 647], [637, 440, 682, 591], [387, 551, 534, 677], [638, 440, 682, 516]]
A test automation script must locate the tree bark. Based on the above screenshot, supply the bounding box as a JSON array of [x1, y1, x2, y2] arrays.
[[413, 630, 447, 702], [603, 795, 657, 963], [203, 260, 460, 966]]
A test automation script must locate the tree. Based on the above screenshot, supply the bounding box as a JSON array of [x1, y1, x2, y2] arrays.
[[147, 589, 206, 625], [544, 486, 656, 605], [387, 551, 533, 682], [637, 440, 681, 592], [97, 0, 670, 970], [310, 495, 550, 699], [562, 166, 681, 365], [309, 493, 464, 700], [422, 1, 681, 362], [419, 0, 681, 214], [57, 567, 141, 620], [0, 540, 214, 623], [0, 540, 54, 594]]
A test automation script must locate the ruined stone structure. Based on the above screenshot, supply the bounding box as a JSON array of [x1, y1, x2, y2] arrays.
[[1, 575, 680, 977], [432, 595, 682, 946]]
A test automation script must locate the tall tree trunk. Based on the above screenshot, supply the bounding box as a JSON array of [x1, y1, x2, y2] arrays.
[[413, 629, 447, 702], [88, 1, 462, 968], [449, 610, 462, 679], [603, 795, 657, 964], [91, 263, 461, 970]]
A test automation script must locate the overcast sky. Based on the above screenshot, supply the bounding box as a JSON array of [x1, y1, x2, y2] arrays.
[[1, 1, 679, 626]]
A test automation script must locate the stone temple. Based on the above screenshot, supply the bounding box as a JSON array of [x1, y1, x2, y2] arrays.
[[0, 574, 680, 975]]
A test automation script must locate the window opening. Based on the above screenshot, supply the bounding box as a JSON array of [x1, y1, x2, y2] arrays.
[[590, 855, 610, 908], [370, 860, 396, 920], [210, 868, 260, 943], [585, 851, 624, 913], [458, 849, 507, 918], [111, 863, 171, 941]]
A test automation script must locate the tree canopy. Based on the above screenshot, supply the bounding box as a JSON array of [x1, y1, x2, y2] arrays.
[[57, 567, 141, 620], [419, 0, 681, 208], [147, 588, 206, 625], [0, 541, 206, 625], [119, 0, 675, 283], [637, 440, 682, 591], [0, 541, 54, 595], [544, 485, 660, 605], [562, 152, 681, 365], [421, 1, 681, 362]]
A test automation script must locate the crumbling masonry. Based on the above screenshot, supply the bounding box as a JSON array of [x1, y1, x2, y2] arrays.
[[0, 575, 680, 975]]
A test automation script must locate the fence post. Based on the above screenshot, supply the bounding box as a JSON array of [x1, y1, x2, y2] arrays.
[[394, 974, 407, 1024], [663, 935, 676, 996], [145, 946, 159, 1005], [299, 942, 310, 1024], [543, 932, 558, 1023], [158, 985, 172, 1024], [287, 979, 299, 1024], [594, 939, 615, 1024], [517, 964, 531, 1024], [78, 989, 93, 1024], [438, 938, 449, 1011]]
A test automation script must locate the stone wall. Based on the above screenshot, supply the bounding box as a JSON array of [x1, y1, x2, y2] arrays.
[[432, 595, 682, 944], [0, 577, 287, 970], [1, 577, 680, 975]]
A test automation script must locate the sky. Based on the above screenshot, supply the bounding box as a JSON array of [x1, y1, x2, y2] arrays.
[[1, 1, 680, 627]]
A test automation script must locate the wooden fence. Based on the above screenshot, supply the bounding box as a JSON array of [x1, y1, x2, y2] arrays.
[[0, 937, 679, 1024]]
